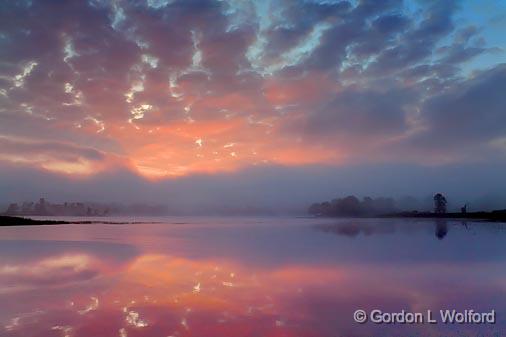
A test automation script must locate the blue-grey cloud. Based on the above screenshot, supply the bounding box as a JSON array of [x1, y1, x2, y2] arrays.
[[0, 0, 505, 207]]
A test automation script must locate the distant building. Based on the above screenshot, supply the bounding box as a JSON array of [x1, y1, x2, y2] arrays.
[[5, 203, 19, 215], [2, 197, 167, 216], [34, 198, 49, 215], [21, 202, 34, 213]]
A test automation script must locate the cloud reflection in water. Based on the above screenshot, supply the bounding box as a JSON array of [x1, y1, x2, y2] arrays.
[[1, 218, 506, 337]]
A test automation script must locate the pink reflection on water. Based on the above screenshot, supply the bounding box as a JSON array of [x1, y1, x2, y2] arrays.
[[1, 218, 506, 337], [1, 251, 505, 337], [0, 254, 104, 294]]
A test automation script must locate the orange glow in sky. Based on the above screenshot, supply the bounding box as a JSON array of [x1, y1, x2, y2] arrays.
[[1, 0, 505, 180]]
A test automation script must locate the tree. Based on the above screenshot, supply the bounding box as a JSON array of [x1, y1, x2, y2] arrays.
[[434, 193, 447, 214], [337, 196, 361, 216]]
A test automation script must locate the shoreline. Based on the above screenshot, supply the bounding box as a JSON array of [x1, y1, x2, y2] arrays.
[[0, 216, 68, 226], [2, 211, 506, 226], [0, 215, 161, 226], [310, 211, 506, 222], [380, 211, 506, 222]]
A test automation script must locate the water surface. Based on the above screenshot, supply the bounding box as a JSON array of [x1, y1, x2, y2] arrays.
[[0, 217, 505, 337]]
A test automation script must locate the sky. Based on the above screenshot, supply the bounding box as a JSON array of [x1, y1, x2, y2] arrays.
[[0, 0, 506, 212]]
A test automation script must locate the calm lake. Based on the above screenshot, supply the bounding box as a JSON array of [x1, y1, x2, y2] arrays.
[[0, 217, 505, 337]]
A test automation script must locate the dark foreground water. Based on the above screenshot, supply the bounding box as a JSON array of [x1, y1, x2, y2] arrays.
[[0, 217, 505, 337]]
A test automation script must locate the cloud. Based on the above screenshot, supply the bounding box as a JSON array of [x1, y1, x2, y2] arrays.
[[405, 63, 506, 159], [0, 136, 104, 161], [299, 88, 413, 139], [0, 136, 127, 175], [0, 0, 505, 192]]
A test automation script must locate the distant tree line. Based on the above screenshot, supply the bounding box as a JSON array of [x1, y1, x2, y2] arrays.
[[2, 197, 169, 216], [308, 195, 396, 217]]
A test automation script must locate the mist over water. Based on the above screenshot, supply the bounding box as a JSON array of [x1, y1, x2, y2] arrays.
[[2, 162, 506, 215]]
